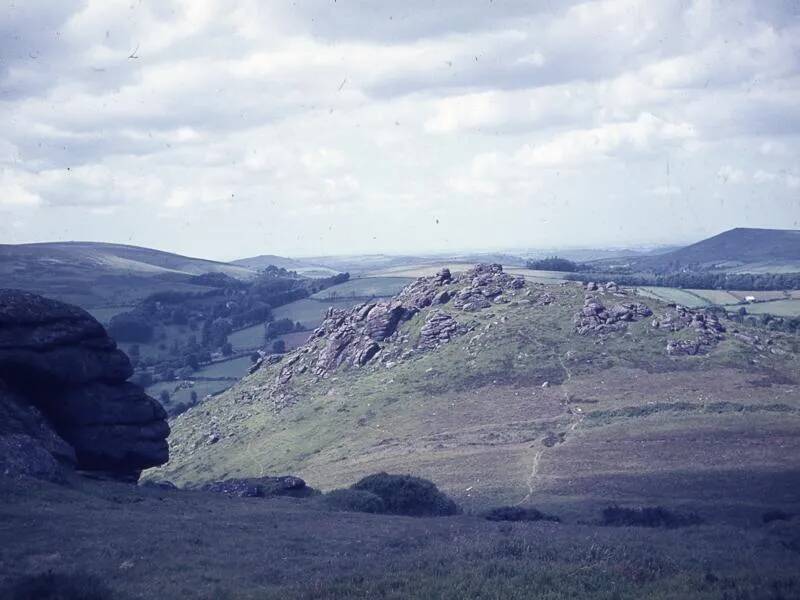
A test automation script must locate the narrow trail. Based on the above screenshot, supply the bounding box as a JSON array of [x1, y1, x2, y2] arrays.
[[518, 352, 583, 505]]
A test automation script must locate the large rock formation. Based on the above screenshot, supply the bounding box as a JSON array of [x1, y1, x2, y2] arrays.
[[243, 264, 532, 411], [573, 296, 653, 335], [0, 289, 169, 481], [651, 305, 727, 355]]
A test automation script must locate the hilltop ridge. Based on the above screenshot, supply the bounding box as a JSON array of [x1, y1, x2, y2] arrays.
[[634, 227, 800, 271]]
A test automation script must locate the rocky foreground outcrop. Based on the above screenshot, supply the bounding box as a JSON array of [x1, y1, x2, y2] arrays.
[[0, 290, 169, 482]]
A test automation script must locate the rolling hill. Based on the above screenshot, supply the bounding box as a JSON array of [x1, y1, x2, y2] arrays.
[[153, 265, 800, 520], [231, 254, 340, 277], [634, 228, 800, 272], [0, 241, 259, 308]]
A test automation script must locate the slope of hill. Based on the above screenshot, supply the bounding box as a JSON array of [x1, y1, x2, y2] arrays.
[[231, 254, 340, 277], [0, 241, 259, 307], [153, 265, 800, 519], [636, 228, 800, 271]]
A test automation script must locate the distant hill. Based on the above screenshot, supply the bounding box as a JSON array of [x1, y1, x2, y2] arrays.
[[231, 254, 339, 277], [636, 228, 800, 272], [0, 241, 259, 308]]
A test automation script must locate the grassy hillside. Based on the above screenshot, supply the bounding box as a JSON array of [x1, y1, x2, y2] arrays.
[[637, 228, 800, 271], [0, 241, 258, 307], [152, 272, 800, 519]]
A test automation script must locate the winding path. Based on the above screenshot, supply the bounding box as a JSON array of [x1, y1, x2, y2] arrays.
[[518, 352, 583, 505]]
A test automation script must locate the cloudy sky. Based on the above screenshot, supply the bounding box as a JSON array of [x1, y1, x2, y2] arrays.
[[1, 0, 799, 260]]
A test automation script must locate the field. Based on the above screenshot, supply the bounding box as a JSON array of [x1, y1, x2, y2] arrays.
[[687, 289, 741, 305], [229, 323, 266, 351], [743, 299, 800, 317], [1, 475, 799, 599], [146, 355, 253, 408], [272, 298, 365, 329], [311, 277, 414, 300], [636, 287, 711, 308]]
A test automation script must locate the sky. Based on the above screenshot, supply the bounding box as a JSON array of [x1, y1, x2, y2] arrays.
[[1, 0, 799, 261]]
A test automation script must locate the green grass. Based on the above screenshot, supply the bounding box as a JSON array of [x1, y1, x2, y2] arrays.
[[311, 277, 414, 300], [686, 289, 741, 305], [637, 287, 711, 308], [743, 299, 800, 317], [229, 323, 266, 351], [146, 356, 254, 409], [194, 355, 253, 379]]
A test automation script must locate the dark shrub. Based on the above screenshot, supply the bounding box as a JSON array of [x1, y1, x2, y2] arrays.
[[763, 510, 794, 524], [483, 506, 560, 523], [601, 505, 703, 528], [319, 488, 386, 513], [2, 572, 114, 600], [351, 472, 460, 517]]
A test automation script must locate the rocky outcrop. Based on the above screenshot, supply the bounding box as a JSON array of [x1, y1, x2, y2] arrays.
[[651, 305, 727, 355], [201, 475, 316, 498], [574, 297, 653, 335], [0, 289, 169, 481], [242, 264, 532, 410], [418, 310, 460, 350]]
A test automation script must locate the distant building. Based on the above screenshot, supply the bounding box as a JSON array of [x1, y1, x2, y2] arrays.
[[744, 296, 756, 303]]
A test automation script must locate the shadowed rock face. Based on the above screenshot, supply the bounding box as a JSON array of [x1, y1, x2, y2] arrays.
[[0, 289, 169, 481]]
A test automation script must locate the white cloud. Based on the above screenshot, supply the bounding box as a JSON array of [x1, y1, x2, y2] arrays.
[[516, 113, 695, 168], [717, 165, 746, 185], [753, 169, 778, 184], [0, 0, 798, 256], [649, 185, 682, 196]]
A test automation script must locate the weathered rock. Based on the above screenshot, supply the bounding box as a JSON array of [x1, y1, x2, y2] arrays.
[[0, 290, 169, 481], [653, 305, 726, 355], [574, 298, 652, 335], [0, 434, 66, 482], [418, 311, 459, 349], [62, 420, 170, 473], [45, 382, 166, 426], [0, 381, 75, 465], [202, 475, 316, 498]]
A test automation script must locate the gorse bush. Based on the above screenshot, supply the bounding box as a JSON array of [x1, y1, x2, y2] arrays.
[[601, 505, 703, 528], [351, 473, 460, 517], [482, 506, 561, 523], [2, 572, 114, 600], [319, 488, 386, 514]]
